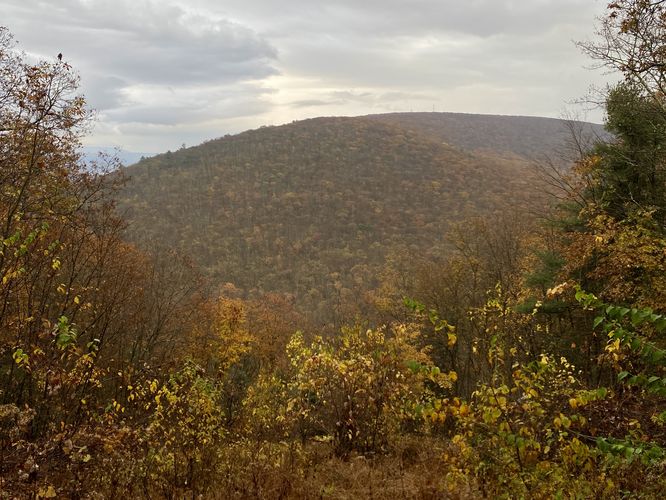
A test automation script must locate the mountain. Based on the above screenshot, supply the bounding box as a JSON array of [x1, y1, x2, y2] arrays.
[[367, 112, 607, 163], [82, 146, 153, 166], [116, 113, 602, 325]]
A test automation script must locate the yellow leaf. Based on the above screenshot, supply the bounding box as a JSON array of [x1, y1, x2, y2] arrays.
[[38, 486, 57, 498]]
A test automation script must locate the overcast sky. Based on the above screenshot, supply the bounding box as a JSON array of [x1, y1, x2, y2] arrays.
[[4, 0, 615, 153]]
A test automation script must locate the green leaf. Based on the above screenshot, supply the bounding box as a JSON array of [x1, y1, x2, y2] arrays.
[[593, 316, 604, 329], [406, 360, 422, 373]]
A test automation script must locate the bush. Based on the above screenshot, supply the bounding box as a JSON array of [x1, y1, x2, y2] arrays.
[[285, 324, 454, 456]]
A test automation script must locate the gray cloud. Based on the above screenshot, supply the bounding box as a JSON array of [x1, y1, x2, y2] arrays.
[[104, 84, 273, 125], [203, 0, 602, 39], [80, 74, 129, 110], [9, 0, 277, 85], [3, 0, 281, 150], [290, 99, 337, 108], [291, 90, 433, 109]]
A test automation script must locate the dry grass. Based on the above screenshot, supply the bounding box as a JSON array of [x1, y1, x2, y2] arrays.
[[202, 436, 480, 500]]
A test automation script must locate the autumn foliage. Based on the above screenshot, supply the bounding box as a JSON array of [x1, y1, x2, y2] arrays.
[[2, 3, 666, 496]]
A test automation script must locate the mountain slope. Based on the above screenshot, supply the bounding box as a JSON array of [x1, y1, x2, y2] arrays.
[[117, 114, 583, 324], [367, 112, 607, 162]]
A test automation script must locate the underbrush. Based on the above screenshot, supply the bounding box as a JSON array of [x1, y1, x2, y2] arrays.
[[2, 315, 665, 499]]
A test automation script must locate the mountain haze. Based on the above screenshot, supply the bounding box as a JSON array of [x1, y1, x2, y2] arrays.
[[117, 113, 598, 323], [81, 146, 152, 166]]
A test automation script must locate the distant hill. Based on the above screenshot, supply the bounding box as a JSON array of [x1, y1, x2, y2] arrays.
[[117, 113, 602, 324], [81, 146, 153, 167], [368, 112, 607, 163]]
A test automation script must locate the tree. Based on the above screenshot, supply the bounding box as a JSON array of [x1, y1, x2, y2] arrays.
[[580, 0, 666, 102], [0, 27, 200, 434], [0, 26, 101, 420], [572, 84, 666, 227], [573, 2, 666, 225]]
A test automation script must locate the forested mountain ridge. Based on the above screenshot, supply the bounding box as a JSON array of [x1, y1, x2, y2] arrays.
[[368, 111, 607, 162], [118, 115, 553, 324]]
